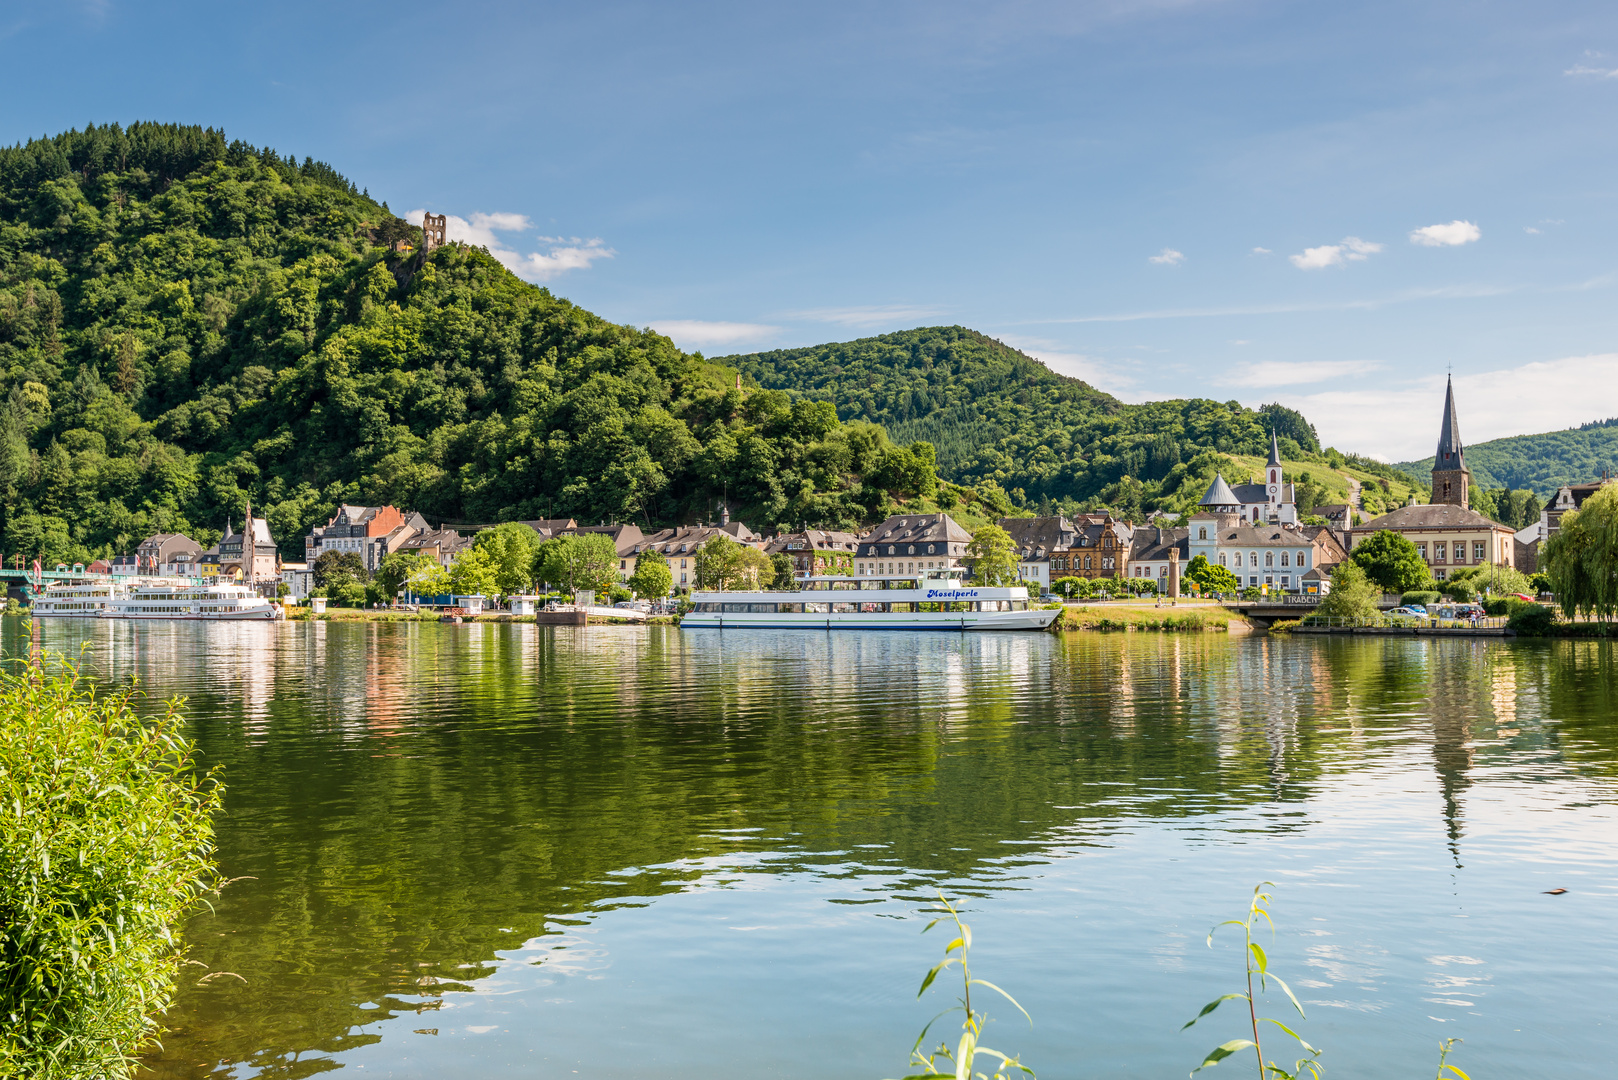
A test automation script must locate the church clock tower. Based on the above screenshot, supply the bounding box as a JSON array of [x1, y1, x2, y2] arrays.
[[1431, 375, 1470, 507]]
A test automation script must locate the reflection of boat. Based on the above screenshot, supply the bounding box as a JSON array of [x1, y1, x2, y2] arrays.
[[30, 580, 125, 617], [682, 570, 1059, 631], [101, 583, 283, 621]]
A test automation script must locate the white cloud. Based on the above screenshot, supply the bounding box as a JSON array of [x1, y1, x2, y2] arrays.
[[1291, 244, 1345, 269], [1524, 226, 1541, 234], [1219, 359, 1376, 388], [1565, 64, 1618, 78], [1409, 220, 1481, 247], [1289, 236, 1382, 269], [1288, 353, 1618, 460], [783, 304, 944, 328], [1341, 236, 1383, 259], [404, 208, 614, 281], [1148, 247, 1185, 265], [1251, 247, 1272, 255], [646, 320, 781, 349]]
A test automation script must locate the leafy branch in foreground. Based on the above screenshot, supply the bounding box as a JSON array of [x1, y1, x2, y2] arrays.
[[891, 894, 1033, 1080], [1434, 1038, 1469, 1080], [0, 654, 224, 1079], [1182, 882, 1321, 1080]]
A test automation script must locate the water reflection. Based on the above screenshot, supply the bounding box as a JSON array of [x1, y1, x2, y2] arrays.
[[4, 621, 1615, 1079]]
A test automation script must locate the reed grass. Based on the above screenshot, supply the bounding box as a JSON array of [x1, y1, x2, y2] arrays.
[[0, 653, 223, 1079]]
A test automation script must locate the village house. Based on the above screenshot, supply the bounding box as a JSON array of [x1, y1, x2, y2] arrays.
[[133, 533, 203, 577], [1183, 515, 1320, 592], [1127, 526, 1190, 591], [1349, 378, 1517, 579], [218, 519, 281, 588], [853, 513, 972, 577], [396, 528, 472, 568], [1051, 513, 1134, 580], [998, 516, 1077, 592], [766, 529, 859, 579], [623, 522, 767, 590], [305, 505, 430, 573]]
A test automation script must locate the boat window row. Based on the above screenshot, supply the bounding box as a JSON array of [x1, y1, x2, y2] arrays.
[[695, 600, 1028, 613], [794, 578, 923, 591]]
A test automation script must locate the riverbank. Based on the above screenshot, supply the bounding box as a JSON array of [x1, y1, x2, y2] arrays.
[[1053, 600, 1249, 633]]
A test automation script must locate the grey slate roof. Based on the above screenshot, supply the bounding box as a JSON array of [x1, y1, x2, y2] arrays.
[[1435, 375, 1465, 468], [1357, 503, 1507, 532], [765, 529, 859, 556], [860, 514, 973, 548], [1129, 527, 1189, 562], [999, 516, 1080, 559], [1200, 474, 1241, 506]]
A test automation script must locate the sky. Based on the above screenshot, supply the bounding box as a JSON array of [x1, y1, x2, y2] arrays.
[[4, 0, 1618, 461]]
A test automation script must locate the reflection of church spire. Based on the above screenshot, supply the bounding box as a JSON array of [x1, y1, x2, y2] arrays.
[[1430, 688, 1474, 869]]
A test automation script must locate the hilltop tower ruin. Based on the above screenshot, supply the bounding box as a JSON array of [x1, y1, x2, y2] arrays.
[[422, 212, 447, 252]]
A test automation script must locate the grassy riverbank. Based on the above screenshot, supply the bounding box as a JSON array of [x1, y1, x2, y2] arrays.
[[1054, 600, 1244, 632]]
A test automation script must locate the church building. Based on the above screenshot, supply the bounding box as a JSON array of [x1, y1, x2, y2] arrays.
[[1196, 430, 1298, 525]]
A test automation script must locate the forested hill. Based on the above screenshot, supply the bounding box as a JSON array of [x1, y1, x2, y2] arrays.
[[1396, 419, 1618, 497], [724, 327, 1321, 512], [0, 122, 947, 563]]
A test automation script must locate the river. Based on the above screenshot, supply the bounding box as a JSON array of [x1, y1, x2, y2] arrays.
[[10, 620, 1616, 1078]]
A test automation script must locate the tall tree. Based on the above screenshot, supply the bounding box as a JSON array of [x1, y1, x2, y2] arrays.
[[1350, 530, 1429, 593], [966, 525, 1018, 586]]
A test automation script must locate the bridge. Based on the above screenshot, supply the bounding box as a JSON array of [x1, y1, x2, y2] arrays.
[[1221, 594, 1403, 627]]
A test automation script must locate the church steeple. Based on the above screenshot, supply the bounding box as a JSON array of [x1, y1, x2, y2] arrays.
[[1267, 428, 1282, 469], [1431, 375, 1471, 507]]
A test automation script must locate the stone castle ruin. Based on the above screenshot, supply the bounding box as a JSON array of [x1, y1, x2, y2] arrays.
[[422, 212, 447, 252]]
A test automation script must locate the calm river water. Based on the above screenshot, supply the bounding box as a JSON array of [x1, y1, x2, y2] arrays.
[[10, 620, 1618, 1078]]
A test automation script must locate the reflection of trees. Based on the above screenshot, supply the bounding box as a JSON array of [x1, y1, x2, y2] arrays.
[[3, 620, 1614, 1079]]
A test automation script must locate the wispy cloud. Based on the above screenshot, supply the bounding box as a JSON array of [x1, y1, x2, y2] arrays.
[[1251, 247, 1272, 255], [1524, 226, 1541, 235], [646, 320, 781, 349], [404, 209, 614, 281], [784, 304, 944, 328], [1293, 353, 1618, 460], [1565, 64, 1618, 78], [994, 335, 1144, 399], [1219, 359, 1375, 388], [1148, 247, 1185, 265], [1410, 220, 1480, 247], [1289, 236, 1382, 269]]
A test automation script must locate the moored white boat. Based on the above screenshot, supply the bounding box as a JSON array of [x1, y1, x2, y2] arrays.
[[101, 582, 283, 621], [682, 570, 1058, 631], [30, 581, 126, 617]]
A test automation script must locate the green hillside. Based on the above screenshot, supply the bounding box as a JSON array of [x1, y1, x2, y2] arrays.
[[1396, 419, 1618, 497], [724, 327, 1324, 515], [0, 123, 945, 563]]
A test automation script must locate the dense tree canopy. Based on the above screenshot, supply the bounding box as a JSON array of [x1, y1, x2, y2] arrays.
[[1350, 529, 1430, 594], [723, 327, 1317, 510], [0, 123, 940, 566]]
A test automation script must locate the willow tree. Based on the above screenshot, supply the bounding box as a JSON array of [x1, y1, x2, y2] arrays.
[[1544, 485, 1618, 621]]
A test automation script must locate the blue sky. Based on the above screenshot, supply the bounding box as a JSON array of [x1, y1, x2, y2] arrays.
[[5, 0, 1618, 460]]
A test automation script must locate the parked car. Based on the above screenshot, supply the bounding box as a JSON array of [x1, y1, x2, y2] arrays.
[[1402, 604, 1427, 615], [1511, 593, 1537, 602], [1387, 607, 1424, 617]]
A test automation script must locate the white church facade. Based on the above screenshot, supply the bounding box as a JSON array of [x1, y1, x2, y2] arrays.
[[1197, 430, 1299, 525]]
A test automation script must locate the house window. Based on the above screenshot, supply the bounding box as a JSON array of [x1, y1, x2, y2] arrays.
[[1103, 557, 1114, 569], [1249, 553, 1258, 567], [1299, 552, 1308, 568], [1474, 541, 1486, 561], [1084, 556, 1091, 570], [927, 544, 935, 554], [1219, 553, 1226, 565], [1416, 543, 1427, 560], [1281, 575, 1290, 587], [1434, 542, 1447, 562], [1249, 576, 1258, 585], [1435, 569, 1446, 580], [1265, 552, 1274, 567], [1198, 527, 1207, 539], [1281, 552, 1289, 566]]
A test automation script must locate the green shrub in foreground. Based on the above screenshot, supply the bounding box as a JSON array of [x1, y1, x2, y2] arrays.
[[0, 658, 222, 1079]]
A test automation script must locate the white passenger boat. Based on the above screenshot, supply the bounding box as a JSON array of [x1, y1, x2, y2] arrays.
[[30, 581, 126, 617], [101, 582, 284, 621], [682, 570, 1059, 631]]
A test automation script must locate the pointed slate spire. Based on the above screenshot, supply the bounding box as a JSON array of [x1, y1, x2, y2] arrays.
[[1436, 375, 1464, 467], [1267, 428, 1282, 468]]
